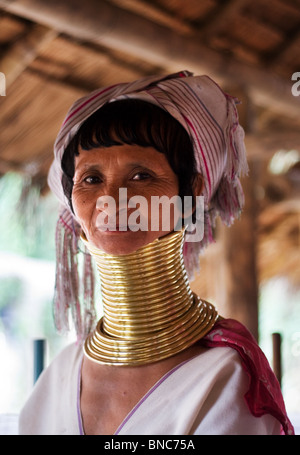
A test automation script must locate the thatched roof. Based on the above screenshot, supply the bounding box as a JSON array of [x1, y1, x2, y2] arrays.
[[0, 0, 299, 289]]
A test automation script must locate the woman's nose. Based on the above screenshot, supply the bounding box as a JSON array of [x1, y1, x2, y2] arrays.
[[95, 186, 129, 231], [96, 186, 128, 213]]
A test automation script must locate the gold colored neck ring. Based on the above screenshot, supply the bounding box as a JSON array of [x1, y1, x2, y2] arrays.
[[82, 230, 218, 365]]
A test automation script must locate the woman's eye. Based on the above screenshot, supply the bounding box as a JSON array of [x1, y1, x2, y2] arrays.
[[132, 172, 151, 181], [84, 175, 102, 184]]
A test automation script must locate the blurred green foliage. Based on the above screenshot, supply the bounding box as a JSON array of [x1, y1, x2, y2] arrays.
[[0, 172, 58, 260]]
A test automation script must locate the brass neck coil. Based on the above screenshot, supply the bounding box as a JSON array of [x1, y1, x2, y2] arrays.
[[81, 230, 218, 365]]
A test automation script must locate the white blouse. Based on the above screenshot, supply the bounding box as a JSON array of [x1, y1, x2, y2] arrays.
[[18, 342, 281, 435]]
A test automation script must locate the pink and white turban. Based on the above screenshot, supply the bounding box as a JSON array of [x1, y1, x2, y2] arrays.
[[48, 70, 248, 339]]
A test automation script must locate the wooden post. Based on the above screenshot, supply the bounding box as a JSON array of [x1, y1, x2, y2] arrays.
[[217, 166, 259, 340], [272, 332, 282, 387], [33, 339, 46, 383], [214, 88, 259, 340]]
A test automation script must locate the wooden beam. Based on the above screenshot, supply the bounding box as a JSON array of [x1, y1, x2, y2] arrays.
[[0, 0, 299, 117], [0, 23, 57, 87], [259, 198, 300, 223], [267, 26, 300, 68], [200, 0, 248, 38], [109, 0, 192, 36], [245, 131, 300, 161], [245, 133, 300, 161]]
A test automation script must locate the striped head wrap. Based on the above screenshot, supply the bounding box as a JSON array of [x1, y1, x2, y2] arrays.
[[48, 70, 248, 339]]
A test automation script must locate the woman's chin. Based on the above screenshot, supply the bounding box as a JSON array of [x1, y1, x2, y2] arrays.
[[87, 226, 177, 256], [86, 229, 156, 256]]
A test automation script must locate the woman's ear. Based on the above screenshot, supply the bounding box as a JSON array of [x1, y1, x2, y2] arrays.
[[181, 174, 204, 224], [192, 174, 204, 198]]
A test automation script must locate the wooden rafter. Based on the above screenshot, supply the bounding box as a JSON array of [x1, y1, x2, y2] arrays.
[[0, 0, 299, 118], [199, 0, 249, 38], [268, 26, 300, 66], [0, 23, 56, 87]]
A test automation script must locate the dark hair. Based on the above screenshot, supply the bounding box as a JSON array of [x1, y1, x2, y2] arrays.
[[61, 99, 198, 217]]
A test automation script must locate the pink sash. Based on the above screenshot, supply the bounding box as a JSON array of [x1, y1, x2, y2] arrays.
[[201, 318, 294, 435]]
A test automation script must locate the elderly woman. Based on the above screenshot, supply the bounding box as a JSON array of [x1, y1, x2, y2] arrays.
[[19, 71, 293, 435]]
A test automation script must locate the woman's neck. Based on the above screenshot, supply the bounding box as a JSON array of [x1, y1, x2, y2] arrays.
[[81, 229, 218, 366]]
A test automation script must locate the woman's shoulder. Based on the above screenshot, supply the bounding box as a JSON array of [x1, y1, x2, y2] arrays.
[[47, 341, 83, 372], [186, 343, 244, 384], [34, 341, 83, 388], [19, 341, 83, 435]]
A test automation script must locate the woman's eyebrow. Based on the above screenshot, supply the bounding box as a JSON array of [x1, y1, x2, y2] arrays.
[[78, 161, 156, 170], [126, 162, 154, 168], [76, 163, 102, 171]]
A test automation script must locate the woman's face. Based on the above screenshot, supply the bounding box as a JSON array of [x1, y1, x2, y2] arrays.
[[72, 144, 180, 255]]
